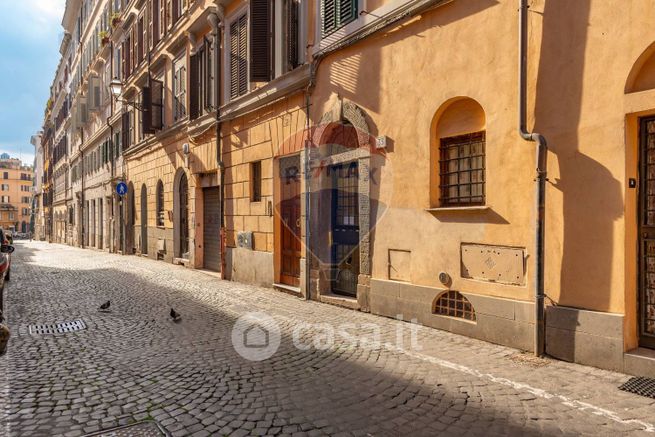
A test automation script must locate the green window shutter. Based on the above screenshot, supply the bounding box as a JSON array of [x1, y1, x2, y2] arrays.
[[322, 0, 357, 36], [339, 0, 357, 28], [322, 0, 337, 35]]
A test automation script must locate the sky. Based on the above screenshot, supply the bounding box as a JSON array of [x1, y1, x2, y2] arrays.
[[0, 0, 66, 166]]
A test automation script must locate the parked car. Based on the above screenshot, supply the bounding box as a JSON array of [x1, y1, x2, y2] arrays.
[[0, 229, 13, 284]]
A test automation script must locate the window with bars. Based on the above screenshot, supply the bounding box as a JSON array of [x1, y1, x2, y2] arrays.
[[434, 291, 476, 321], [156, 180, 165, 227], [321, 0, 357, 36], [251, 161, 262, 202], [229, 14, 248, 100], [439, 131, 485, 206]]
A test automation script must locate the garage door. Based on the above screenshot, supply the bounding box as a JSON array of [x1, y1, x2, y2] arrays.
[[203, 187, 221, 271]]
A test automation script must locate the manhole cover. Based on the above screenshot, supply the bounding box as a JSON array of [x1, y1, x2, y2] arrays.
[[83, 421, 167, 437], [28, 320, 87, 335], [619, 376, 655, 399]]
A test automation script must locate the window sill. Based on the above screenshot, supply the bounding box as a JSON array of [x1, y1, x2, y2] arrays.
[[426, 206, 491, 213]]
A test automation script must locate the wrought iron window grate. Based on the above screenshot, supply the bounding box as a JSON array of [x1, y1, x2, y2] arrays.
[[28, 320, 87, 335], [439, 131, 486, 206], [619, 376, 655, 399], [434, 291, 476, 321]]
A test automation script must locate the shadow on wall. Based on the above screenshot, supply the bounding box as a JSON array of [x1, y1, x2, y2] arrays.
[[534, 1, 622, 360], [324, 0, 500, 115]]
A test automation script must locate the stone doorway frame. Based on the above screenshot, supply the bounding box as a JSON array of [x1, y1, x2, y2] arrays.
[[310, 98, 372, 309]]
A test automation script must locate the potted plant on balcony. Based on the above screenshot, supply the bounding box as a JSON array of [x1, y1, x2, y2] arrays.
[[99, 30, 110, 46], [111, 12, 122, 28]]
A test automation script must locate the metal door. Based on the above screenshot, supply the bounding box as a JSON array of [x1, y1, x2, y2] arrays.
[[203, 187, 221, 271], [141, 185, 148, 255], [639, 117, 655, 348], [179, 173, 189, 258], [280, 156, 301, 286], [331, 162, 360, 297]]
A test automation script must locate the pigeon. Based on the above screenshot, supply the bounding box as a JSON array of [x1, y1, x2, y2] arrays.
[[170, 308, 181, 322], [99, 301, 111, 312]]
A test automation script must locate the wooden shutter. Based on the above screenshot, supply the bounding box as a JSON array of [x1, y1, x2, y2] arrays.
[[121, 111, 130, 150], [172, 0, 180, 23], [159, 0, 166, 38], [189, 52, 199, 120], [250, 0, 272, 82], [137, 15, 144, 64], [125, 34, 131, 76], [132, 26, 138, 70], [339, 0, 357, 28], [141, 85, 153, 135], [322, 0, 337, 35], [203, 38, 213, 111], [151, 78, 164, 130], [286, 0, 299, 70], [166, 0, 172, 31], [238, 15, 248, 95], [121, 41, 127, 79], [152, 0, 160, 46], [230, 20, 239, 99]]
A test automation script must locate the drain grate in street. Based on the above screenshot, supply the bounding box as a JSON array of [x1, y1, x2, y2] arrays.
[[83, 421, 167, 437], [619, 376, 655, 399], [28, 319, 87, 335]]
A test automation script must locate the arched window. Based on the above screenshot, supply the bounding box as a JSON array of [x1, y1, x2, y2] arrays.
[[156, 180, 164, 227], [431, 98, 486, 208]]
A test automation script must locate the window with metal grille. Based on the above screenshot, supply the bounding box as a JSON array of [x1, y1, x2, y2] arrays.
[[439, 131, 485, 206], [251, 161, 262, 202], [156, 180, 165, 227], [434, 291, 476, 321]]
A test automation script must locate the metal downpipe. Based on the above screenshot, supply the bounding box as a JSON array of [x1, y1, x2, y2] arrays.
[[519, 0, 547, 357], [208, 8, 226, 277]]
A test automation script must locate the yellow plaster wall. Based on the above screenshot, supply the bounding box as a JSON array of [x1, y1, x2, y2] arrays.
[[309, 0, 655, 350], [222, 94, 307, 254]]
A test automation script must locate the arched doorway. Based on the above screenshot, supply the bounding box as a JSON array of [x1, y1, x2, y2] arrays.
[[177, 172, 189, 259], [140, 184, 148, 255]]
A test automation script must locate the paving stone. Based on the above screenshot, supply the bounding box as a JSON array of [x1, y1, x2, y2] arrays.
[[2, 241, 655, 437]]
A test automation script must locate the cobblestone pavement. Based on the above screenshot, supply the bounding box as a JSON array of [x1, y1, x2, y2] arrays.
[[2, 241, 655, 437]]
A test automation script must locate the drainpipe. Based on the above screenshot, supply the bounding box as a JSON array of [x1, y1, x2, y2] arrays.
[[107, 41, 115, 253], [304, 90, 311, 300], [518, 0, 547, 357], [208, 7, 226, 277]]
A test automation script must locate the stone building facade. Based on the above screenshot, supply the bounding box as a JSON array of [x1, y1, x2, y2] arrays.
[[0, 158, 34, 234], [38, 0, 655, 377]]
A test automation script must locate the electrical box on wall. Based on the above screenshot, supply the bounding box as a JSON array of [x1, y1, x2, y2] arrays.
[[237, 231, 253, 250]]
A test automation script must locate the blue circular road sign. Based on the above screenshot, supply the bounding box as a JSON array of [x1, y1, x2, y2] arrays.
[[116, 182, 128, 196]]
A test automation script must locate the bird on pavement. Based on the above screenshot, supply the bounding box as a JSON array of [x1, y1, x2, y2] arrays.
[[99, 301, 111, 312], [170, 308, 181, 322]]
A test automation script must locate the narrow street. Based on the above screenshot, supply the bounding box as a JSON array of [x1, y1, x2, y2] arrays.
[[1, 242, 655, 437]]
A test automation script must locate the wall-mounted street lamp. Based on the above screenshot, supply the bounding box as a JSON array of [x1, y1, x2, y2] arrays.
[[109, 77, 144, 112]]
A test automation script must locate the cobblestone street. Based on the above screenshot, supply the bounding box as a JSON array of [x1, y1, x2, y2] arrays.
[[1, 241, 655, 436]]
